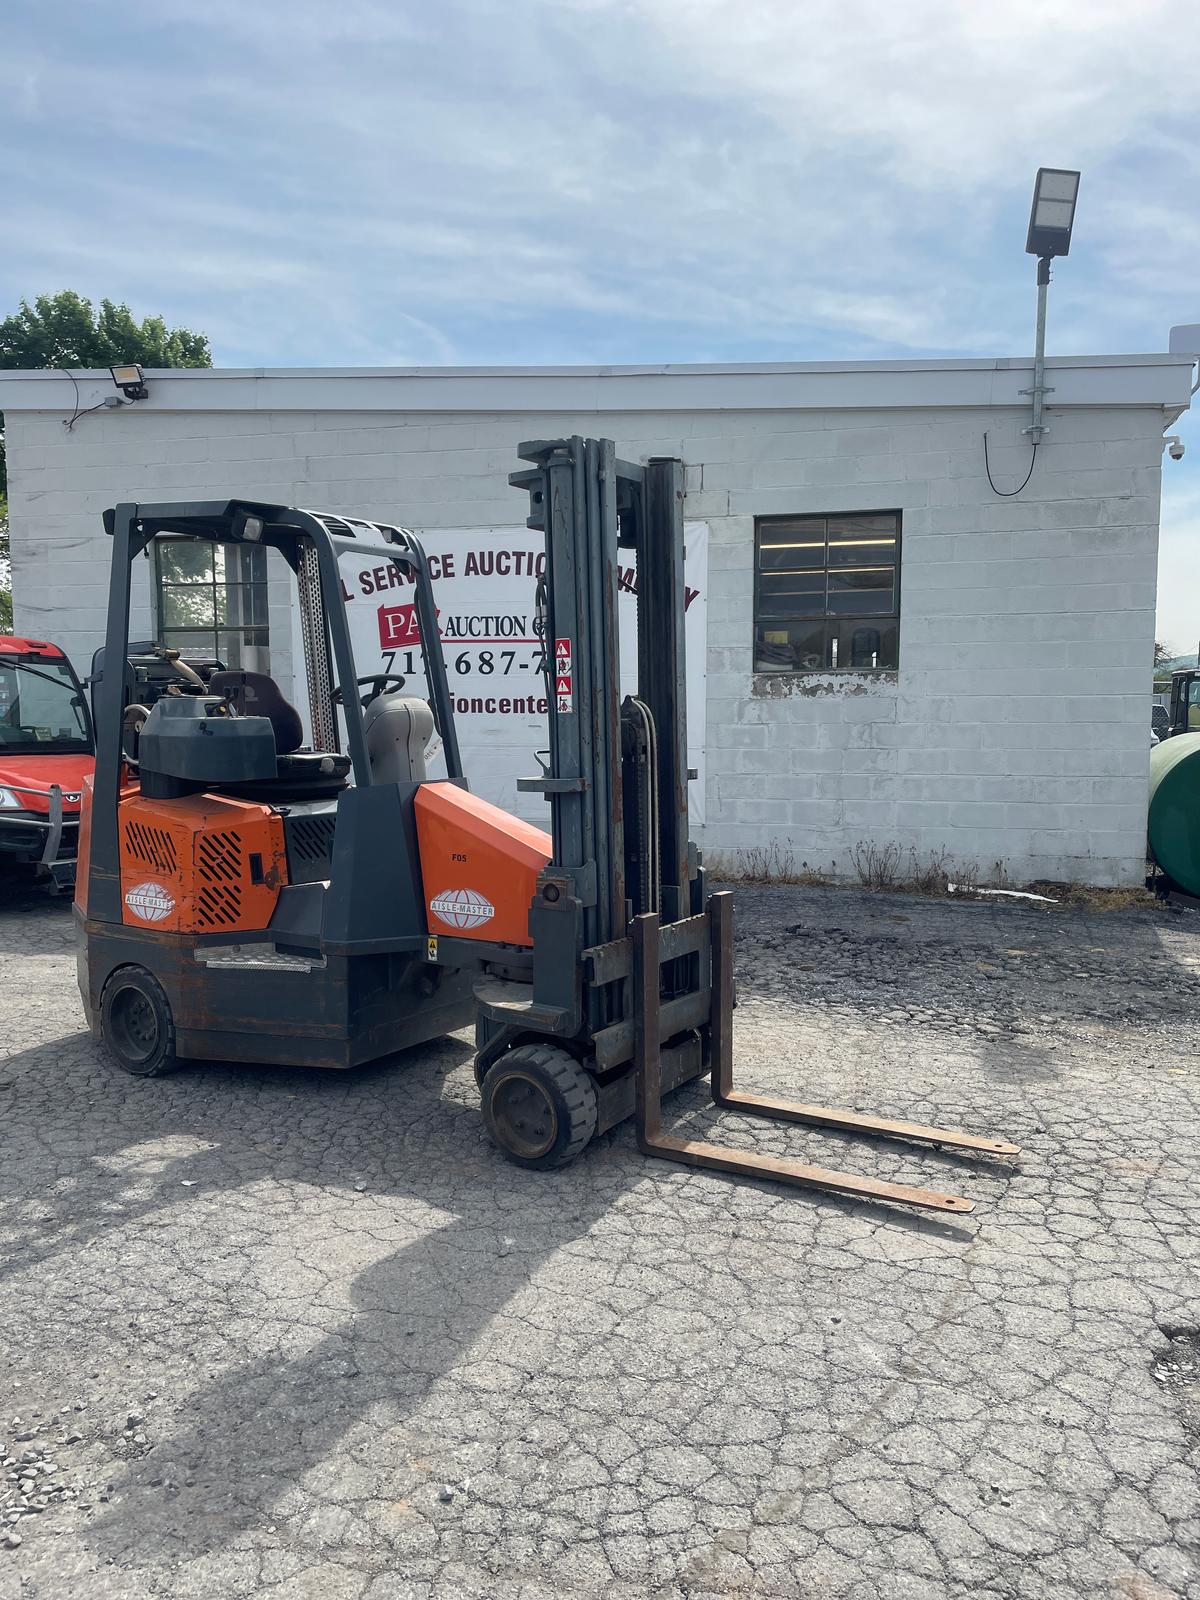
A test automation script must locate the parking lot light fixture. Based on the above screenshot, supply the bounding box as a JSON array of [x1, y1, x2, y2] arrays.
[[1022, 168, 1081, 444]]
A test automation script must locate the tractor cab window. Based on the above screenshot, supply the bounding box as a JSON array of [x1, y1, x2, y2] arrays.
[[0, 659, 92, 754], [1188, 678, 1200, 731]]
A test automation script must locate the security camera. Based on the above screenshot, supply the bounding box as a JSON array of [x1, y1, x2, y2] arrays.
[[1166, 436, 1185, 461]]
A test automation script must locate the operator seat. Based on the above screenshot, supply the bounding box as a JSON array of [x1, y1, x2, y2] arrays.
[[209, 670, 304, 754], [208, 670, 350, 799], [363, 692, 435, 784]]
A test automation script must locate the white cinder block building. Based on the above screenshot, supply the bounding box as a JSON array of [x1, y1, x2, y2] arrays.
[[0, 356, 1192, 885]]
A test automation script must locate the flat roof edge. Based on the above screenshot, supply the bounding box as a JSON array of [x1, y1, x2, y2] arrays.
[[0, 353, 1191, 380], [0, 354, 1193, 414]]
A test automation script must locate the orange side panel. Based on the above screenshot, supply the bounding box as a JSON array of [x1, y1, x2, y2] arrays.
[[75, 769, 138, 916], [117, 791, 288, 934], [74, 776, 94, 915], [415, 782, 551, 947]]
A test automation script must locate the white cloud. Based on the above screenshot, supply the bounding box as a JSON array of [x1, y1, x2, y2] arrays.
[[4, 0, 1198, 363], [2, 0, 1197, 635], [585, 0, 1198, 182]]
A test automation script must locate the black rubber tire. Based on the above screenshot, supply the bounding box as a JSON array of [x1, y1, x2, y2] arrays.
[[99, 967, 178, 1078], [480, 1044, 598, 1170]]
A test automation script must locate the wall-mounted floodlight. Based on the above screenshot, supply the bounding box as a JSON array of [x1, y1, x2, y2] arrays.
[[1026, 168, 1080, 261], [1021, 167, 1081, 446], [109, 363, 148, 401]]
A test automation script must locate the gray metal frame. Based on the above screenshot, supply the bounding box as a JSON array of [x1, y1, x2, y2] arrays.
[[89, 499, 461, 927], [0, 781, 74, 887], [502, 440, 698, 1045]]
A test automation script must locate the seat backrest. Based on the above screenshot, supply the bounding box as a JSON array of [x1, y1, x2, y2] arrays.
[[209, 670, 304, 755], [363, 694, 434, 785]]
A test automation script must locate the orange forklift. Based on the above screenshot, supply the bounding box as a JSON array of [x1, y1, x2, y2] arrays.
[[77, 442, 1018, 1210]]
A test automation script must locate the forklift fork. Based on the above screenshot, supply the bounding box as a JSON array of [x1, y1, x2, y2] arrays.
[[633, 892, 1020, 1214]]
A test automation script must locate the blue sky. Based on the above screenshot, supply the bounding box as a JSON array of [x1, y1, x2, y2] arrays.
[[3, 0, 1199, 645]]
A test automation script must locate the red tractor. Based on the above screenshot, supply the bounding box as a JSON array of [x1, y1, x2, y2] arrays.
[[0, 636, 94, 890]]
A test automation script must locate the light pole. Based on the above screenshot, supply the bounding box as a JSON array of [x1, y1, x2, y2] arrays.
[[1023, 168, 1081, 444]]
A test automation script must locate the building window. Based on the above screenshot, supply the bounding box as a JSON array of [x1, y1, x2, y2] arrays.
[[154, 536, 270, 671], [754, 512, 900, 672]]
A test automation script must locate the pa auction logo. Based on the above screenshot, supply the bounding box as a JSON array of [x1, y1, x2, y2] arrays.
[[378, 601, 422, 649], [429, 887, 495, 931], [124, 881, 176, 923]]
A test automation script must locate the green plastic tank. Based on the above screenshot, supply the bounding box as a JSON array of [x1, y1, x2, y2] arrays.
[[1148, 732, 1200, 893]]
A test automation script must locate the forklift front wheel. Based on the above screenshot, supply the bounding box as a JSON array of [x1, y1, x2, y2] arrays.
[[100, 967, 178, 1078], [481, 1045, 598, 1171]]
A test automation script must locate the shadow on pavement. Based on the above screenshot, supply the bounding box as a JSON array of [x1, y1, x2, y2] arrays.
[[5, 882, 1098, 1574]]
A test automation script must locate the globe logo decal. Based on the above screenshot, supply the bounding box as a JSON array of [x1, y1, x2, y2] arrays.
[[124, 881, 176, 923], [429, 888, 495, 930]]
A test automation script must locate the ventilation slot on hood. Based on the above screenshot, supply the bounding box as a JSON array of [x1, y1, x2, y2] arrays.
[[195, 830, 243, 928], [123, 821, 177, 876]]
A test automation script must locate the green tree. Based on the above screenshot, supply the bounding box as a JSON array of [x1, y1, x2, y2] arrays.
[[0, 290, 211, 624], [0, 290, 211, 377]]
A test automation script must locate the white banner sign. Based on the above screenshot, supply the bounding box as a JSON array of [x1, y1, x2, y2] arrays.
[[293, 524, 708, 824]]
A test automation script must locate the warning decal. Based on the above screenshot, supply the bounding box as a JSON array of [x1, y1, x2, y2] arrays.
[[554, 638, 573, 712]]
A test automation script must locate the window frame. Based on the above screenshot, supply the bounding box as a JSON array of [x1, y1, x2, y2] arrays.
[[753, 510, 902, 674], [152, 534, 270, 669]]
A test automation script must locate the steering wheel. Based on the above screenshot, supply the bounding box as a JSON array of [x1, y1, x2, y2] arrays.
[[331, 674, 408, 710]]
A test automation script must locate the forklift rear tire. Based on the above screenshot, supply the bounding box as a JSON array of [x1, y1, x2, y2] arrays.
[[100, 967, 179, 1078], [481, 1045, 598, 1170]]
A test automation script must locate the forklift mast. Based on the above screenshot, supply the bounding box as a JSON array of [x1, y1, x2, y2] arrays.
[[508, 441, 699, 1031], [515, 444, 694, 921], [497, 438, 1018, 1210]]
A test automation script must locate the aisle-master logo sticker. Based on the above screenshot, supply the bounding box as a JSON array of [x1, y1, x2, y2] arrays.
[[124, 881, 176, 923], [429, 887, 495, 930]]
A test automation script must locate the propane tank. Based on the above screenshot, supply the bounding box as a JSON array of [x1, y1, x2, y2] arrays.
[[1148, 732, 1200, 894]]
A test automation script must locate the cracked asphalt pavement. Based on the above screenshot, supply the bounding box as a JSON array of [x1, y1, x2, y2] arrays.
[[0, 878, 1198, 1599]]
